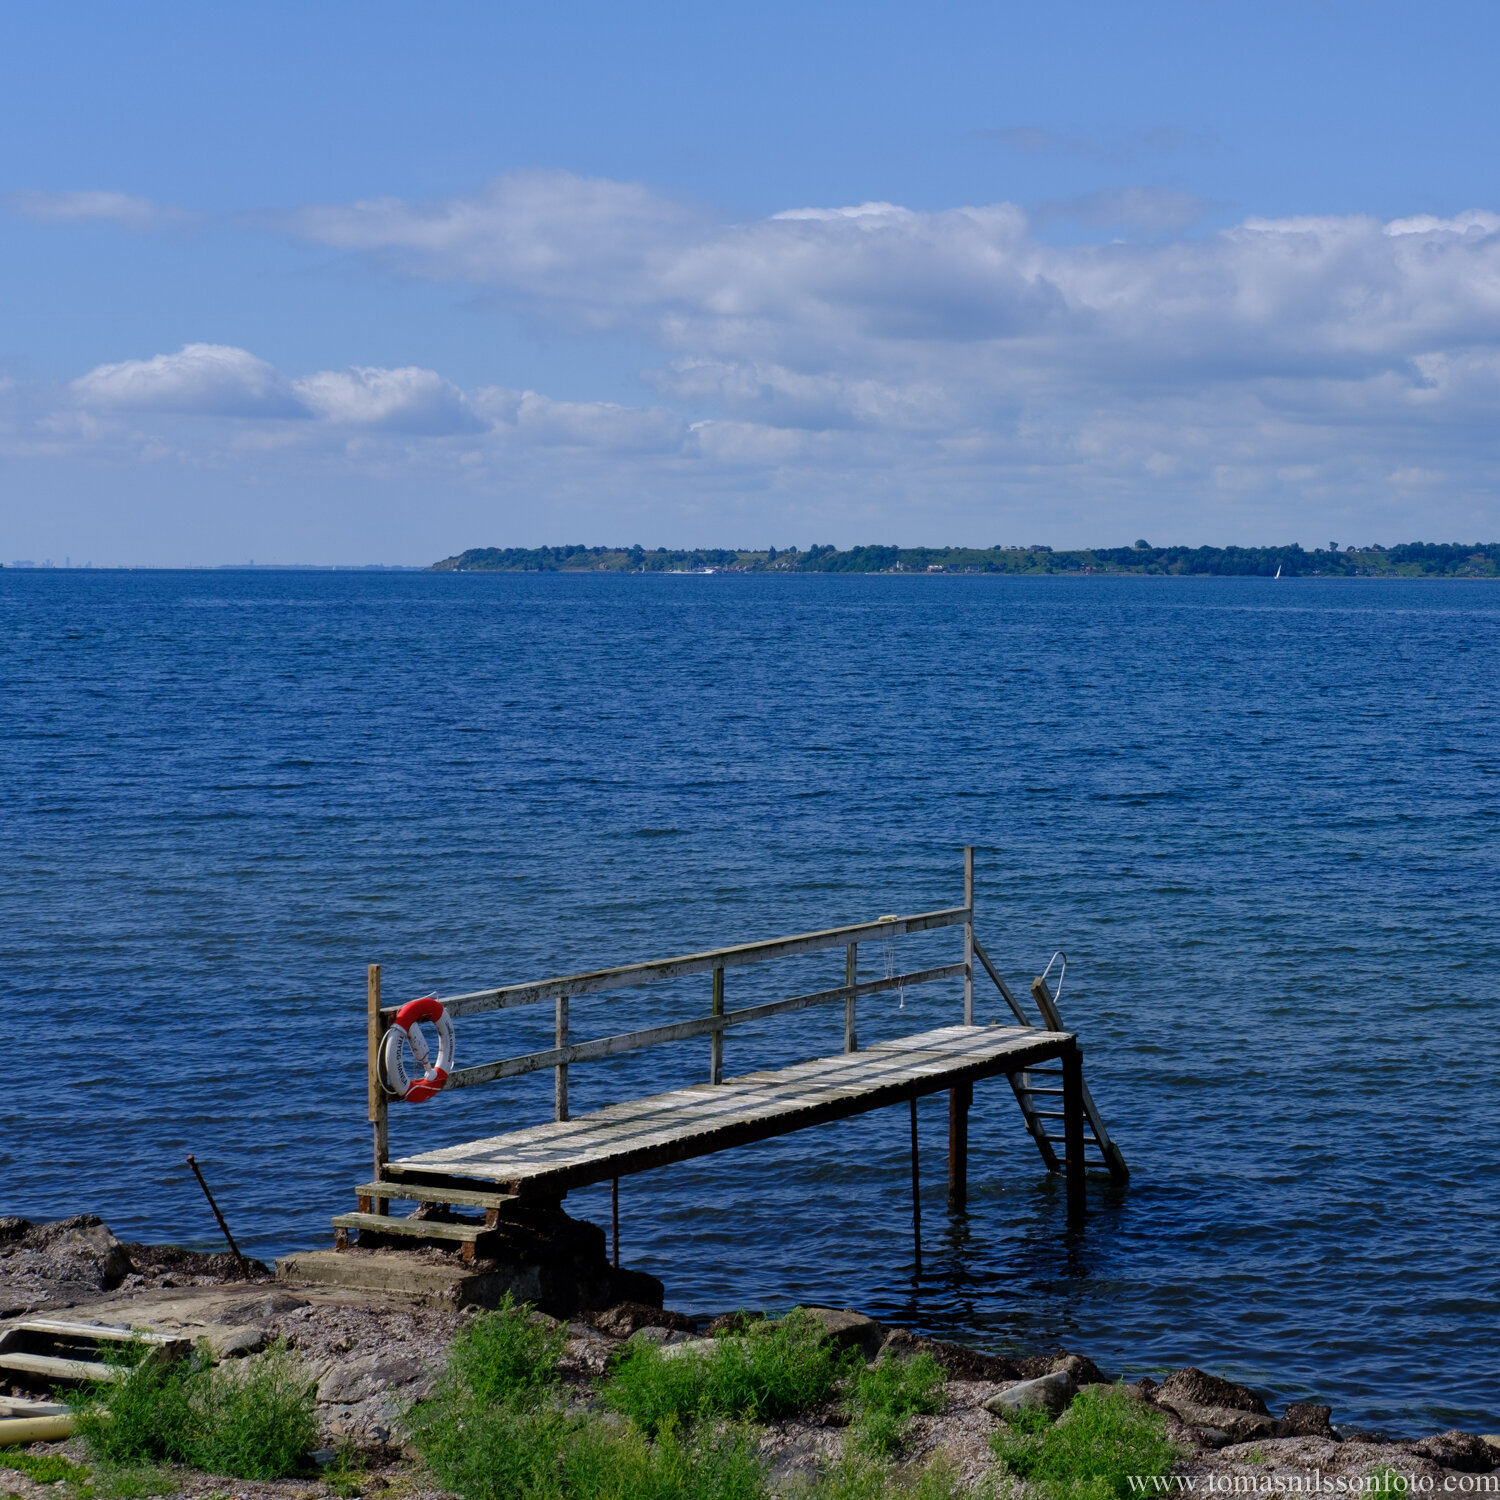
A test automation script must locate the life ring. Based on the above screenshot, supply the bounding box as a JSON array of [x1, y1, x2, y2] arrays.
[[380, 996, 455, 1103]]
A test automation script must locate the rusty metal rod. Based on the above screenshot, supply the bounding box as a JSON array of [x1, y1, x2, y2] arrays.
[[186, 1155, 249, 1272]]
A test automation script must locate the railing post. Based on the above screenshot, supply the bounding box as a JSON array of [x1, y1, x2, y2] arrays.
[[555, 995, 569, 1121], [963, 846, 974, 1025], [367, 964, 388, 1215], [844, 943, 858, 1052], [710, 966, 724, 1083]]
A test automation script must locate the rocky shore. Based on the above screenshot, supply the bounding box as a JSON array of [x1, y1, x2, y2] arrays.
[[2, 1214, 1496, 1500]]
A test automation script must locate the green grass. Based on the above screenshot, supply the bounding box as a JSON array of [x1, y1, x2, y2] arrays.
[[69, 1337, 316, 1481], [845, 1355, 947, 1457], [0, 1453, 92, 1486], [602, 1308, 858, 1434], [989, 1386, 1178, 1500], [792, 1453, 967, 1500], [407, 1295, 774, 1500]]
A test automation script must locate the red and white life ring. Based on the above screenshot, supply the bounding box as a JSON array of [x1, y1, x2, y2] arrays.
[[380, 996, 455, 1103]]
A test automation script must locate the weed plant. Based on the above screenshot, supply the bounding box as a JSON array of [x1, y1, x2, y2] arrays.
[[989, 1386, 1178, 1500], [845, 1354, 946, 1457], [602, 1308, 856, 1434], [407, 1297, 772, 1500], [71, 1338, 316, 1481]]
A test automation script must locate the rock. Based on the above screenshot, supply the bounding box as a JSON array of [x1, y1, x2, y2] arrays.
[[702, 1311, 765, 1337], [20, 1215, 133, 1289], [317, 1353, 426, 1405], [209, 1325, 269, 1358], [1483, 1436, 1500, 1453], [583, 1302, 696, 1338], [1403, 1431, 1497, 1473], [1278, 1403, 1335, 1438], [879, 1327, 1016, 1382], [659, 1338, 717, 1362], [984, 1371, 1077, 1418], [1157, 1398, 1275, 1443], [1158, 1367, 1269, 1416], [0, 1218, 32, 1244], [560, 1323, 618, 1376], [1189, 1427, 1233, 1450], [1049, 1354, 1109, 1386], [803, 1308, 887, 1362], [627, 1325, 693, 1348], [211, 1291, 310, 1324]]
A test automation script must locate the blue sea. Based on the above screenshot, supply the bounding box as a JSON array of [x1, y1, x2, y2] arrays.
[[3, 569, 1497, 1433]]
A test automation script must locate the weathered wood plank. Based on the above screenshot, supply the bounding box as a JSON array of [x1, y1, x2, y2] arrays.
[[353, 1182, 519, 1210], [414, 906, 970, 1020], [331, 1212, 484, 1242], [444, 963, 967, 1091], [391, 1023, 1069, 1196]]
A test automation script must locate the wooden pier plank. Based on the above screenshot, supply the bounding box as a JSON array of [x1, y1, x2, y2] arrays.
[[386, 1023, 1071, 1197]]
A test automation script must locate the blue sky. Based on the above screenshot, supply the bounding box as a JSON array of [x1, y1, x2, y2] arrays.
[[3, 1, 1500, 564]]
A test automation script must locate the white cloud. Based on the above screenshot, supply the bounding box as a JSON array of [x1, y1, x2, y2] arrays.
[[6, 190, 184, 230], [12, 174, 1500, 543], [293, 366, 482, 434], [72, 344, 304, 417]]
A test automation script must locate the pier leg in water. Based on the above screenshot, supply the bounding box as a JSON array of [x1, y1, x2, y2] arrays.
[[1062, 1042, 1087, 1227], [910, 1093, 922, 1272], [947, 1081, 971, 1209], [611, 1177, 619, 1268]]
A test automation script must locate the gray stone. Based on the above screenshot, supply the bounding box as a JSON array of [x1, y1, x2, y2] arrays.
[[317, 1352, 425, 1405], [1158, 1367, 1269, 1416], [803, 1308, 888, 1363], [1190, 1427, 1233, 1450], [1157, 1397, 1275, 1442], [1277, 1403, 1335, 1439], [628, 1325, 691, 1347], [659, 1338, 717, 1361], [984, 1371, 1078, 1418], [1404, 1431, 1497, 1473], [209, 1325, 269, 1358]]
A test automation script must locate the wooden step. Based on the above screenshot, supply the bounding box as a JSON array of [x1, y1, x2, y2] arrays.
[[355, 1182, 519, 1211], [12, 1319, 183, 1347], [332, 1211, 486, 1242], [1020, 1086, 1064, 1096], [0, 1351, 125, 1383]]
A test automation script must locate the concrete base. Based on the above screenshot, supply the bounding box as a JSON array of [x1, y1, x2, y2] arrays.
[[276, 1201, 665, 1317], [275, 1249, 537, 1309]]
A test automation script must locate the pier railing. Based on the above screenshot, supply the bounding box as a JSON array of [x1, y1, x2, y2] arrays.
[[366, 848, 1022, 1171]]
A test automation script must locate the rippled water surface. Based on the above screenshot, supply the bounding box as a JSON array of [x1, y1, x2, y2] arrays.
[[4, 569, 1497, 1432]]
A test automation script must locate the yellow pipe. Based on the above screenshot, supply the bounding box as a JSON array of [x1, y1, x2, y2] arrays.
[[0, 1413, 76, 1446]]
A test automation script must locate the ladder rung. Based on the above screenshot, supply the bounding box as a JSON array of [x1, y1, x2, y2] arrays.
[[1021, 1087, 1064, 1096]]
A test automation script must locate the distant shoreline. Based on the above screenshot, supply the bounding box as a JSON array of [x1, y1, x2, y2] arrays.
[[431, 541, 1498, 579]]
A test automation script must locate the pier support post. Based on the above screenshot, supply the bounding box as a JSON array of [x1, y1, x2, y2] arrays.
[[947, 1081, 971, 1209], [555, 995, 569, 1122], [1062, 1041, 1087, 1227], [710, 967, 724, 1083], [611, 1177, 619, 1268], [367, 964, 389, 1215], [963, 846, 974, 1025], [844, 943, 858, 1053], [909, 1093, 922, 1271]]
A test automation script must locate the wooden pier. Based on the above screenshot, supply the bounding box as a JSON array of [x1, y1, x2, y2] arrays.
[[336, 849, 1126, 1264]]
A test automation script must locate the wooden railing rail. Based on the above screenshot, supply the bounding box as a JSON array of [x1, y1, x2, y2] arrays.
[[445, 962, 967, 1090], [401, 905, 970, 1021]]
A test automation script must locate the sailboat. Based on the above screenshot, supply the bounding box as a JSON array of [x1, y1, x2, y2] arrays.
[[1274, 564, 1281, 579]]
